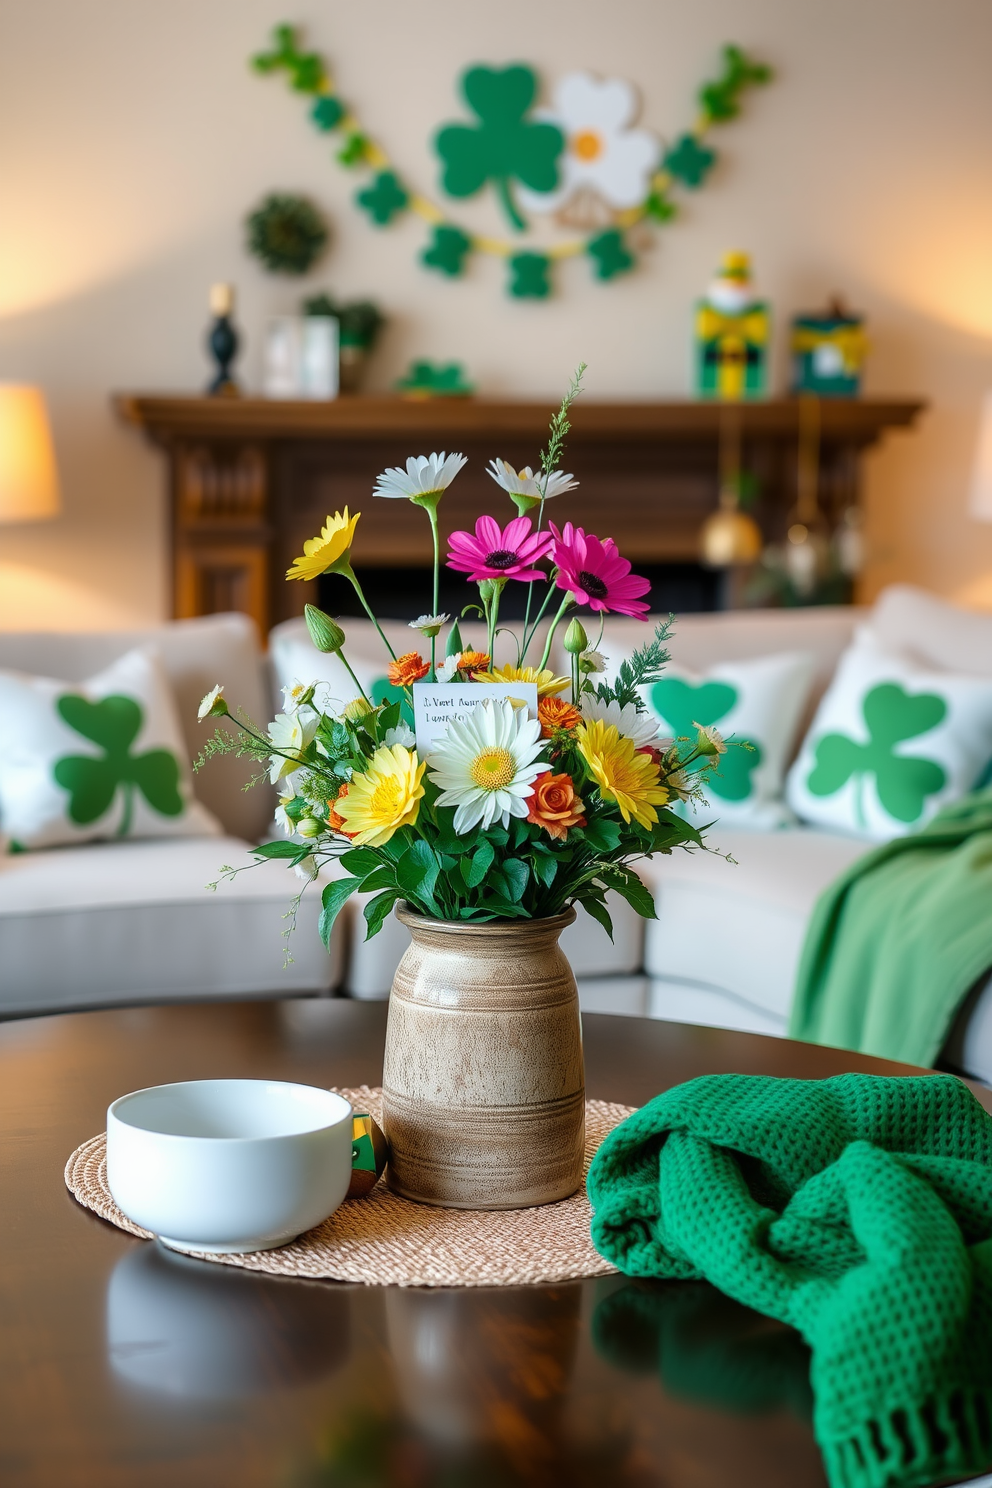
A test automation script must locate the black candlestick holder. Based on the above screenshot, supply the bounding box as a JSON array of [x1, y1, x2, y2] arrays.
[[206, 313, 241, 397]]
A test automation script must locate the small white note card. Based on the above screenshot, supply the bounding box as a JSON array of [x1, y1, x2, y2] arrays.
[[413, 683, 539, 760]]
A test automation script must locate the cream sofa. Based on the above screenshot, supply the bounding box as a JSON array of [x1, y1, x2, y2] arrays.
[[4, 587, 992, 1087]]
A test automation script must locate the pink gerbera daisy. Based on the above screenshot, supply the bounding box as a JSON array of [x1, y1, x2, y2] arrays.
[[550, 522, 651, 618], [447, 515, 553, 584]]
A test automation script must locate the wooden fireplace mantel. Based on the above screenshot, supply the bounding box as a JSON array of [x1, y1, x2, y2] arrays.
[[116, 394, 925, 632]]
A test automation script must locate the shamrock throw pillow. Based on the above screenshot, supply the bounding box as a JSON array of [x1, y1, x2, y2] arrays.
[[0, 647, 221, 851], [786, 629, 992, 841], [641, 651, 815, 828]]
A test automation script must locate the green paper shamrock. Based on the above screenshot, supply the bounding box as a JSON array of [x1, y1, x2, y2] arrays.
[[370, 678, 414, 728], [337, 131, 370, 167], [698, 45, 772, 125], [434, 65, 564, 231], [422, 224, 473, 277], [508, 252, 551, 299], [251, 24, 325, 94], [587, 229, 635, 282], [394, 361, 474, 398], [53, 694, 183, 837], [806, 682, 947, 826], [644, 191, 677, 223], [650, 678, 761, 802], [664, 135, 716, 188], [311, 95, 345, 131], [356, 171, 408, 226]]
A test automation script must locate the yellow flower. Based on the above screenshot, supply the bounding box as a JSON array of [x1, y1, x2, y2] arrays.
[[576, 719, 669, 830], [471, 664, 570, 698], [286, 509, 360, 582], [342, 697, 374, 722], [336, 745, 425, 847]]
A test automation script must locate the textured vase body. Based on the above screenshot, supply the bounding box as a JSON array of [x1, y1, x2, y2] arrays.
[[383, 906, 585, 1210]]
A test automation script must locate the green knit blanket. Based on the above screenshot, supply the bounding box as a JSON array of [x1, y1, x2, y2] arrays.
[[790, 789, 992, 1066], [588, 1072, 992, 1488]]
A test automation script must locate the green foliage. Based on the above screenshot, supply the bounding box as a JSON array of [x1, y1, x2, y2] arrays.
[[337, 131, 371, 167], [251, 24, 325, 93], [355, 171, 409, 226], [435, 65, 564, 231], [422, 224, 474, 278], [698, 45, 773, 125], [664, 135, 716, 189], [246, 193, 328, 274], [394, 361, 475, 398], [807, 683, 947, 825], [587, 229, 635, 282], [595, 619, 674, 710], [53, 694, 182, 836], [644, 191, 677, 223], [508, 252, 552, 299]]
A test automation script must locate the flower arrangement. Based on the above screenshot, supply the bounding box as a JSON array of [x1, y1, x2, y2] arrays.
[[198, 367, 725, 949]]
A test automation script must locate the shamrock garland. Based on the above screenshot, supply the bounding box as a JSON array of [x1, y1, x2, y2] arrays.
[[250, 26, 772, 299]]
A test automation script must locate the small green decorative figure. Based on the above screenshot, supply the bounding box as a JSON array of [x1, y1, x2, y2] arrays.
[[347, 1111, 388, 1198], [792, 299, 867, 397], [695, 251, 769, 400], [435, 65, 564, 231], [394, 361, 475, 399]]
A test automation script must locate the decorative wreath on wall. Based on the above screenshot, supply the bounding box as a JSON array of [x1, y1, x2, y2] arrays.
[[251, 25, 772, 299]]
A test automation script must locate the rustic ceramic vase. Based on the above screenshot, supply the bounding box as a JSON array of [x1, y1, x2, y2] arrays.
[[382, 905, 585, 1210]]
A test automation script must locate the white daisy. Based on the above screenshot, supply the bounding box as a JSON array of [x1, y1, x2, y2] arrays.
[[427, 697, 546, 835], [373, 452, 467, 501], [408, 613, 450, 637], [436, 656, 460, 683], [267, 711, 319, 783], [487, 459, 578, 500], [197, 684, 226, 721], [581, 695, 659, 749], [280, 678, 313, 714], [383, 722, 416, 748], [517, 73, 660, 214]]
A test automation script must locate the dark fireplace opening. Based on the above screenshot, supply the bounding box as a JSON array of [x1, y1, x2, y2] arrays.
[[320, 563, 721, 624]]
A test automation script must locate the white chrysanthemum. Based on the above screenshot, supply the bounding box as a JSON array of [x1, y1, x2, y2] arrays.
[[487, 458, 578, 500], [197, 684, 224, 721], [581, 695, 659, 748], [268, 711, 318, 783], [408, 613, 450, 636], [373, 452, 467, 500], [280, 678, 313, 714], [517, 73, 660, 214], [427, 697, 546, 834], [383, 722, 416, 748]]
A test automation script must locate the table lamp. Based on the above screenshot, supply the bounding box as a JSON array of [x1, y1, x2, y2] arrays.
[[968, 391, 992, 522], [0, 385, 61, 523]]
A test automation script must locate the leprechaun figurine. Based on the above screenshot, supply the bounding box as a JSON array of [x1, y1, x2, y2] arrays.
[[695, 251, 769, 400]]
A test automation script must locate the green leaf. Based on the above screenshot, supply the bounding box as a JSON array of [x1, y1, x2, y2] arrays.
[[576, 894, 614, 941], [364, 890, 399, 940], [463, 838, 495, 889], [582, 817, 623, 853], [599, 865, 657, 920], [358, 865, 397, 895], [532, 853, 558, 889], [339, 846, 382, 877], [251, 840, 307, 859], [319, 876, 360, 949], [396, 839, 440, 904], [502, 858, 529, 902]]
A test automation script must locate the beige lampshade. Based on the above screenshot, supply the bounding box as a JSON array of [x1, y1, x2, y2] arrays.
[[0, 385, 61, 523], [969, 391, 992, 522]]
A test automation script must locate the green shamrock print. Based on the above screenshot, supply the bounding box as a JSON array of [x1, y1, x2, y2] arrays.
[[435, 66, 564, 231], [508, 251, 552, 299], [53, 695, 183, 836], [663, 134, 717, 189], [587, 229, 635, 282], [807, 682, 947, 826], [650, 678, 761, 801], [355, 171, 409, 226]]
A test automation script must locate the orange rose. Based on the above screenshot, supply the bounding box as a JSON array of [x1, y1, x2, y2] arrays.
[[388, 651, 430, 687], [538, 696, 582, 739], [526, 771, 586, 841], [327, 782, 357, 838]]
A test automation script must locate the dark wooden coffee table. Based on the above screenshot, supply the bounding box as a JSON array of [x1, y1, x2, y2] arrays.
[[0, 998, 986, 1488]]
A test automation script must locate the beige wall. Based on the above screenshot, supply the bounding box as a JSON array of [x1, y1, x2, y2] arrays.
[[2, 0, 991, 630]]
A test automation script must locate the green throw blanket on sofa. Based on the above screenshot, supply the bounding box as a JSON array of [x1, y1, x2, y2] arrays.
[[588, 1071, 992, 1488], [790, 790, 992, 1067]]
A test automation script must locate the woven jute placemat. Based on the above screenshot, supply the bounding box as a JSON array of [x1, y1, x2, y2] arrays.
[[64, 1086, 633, 1288]]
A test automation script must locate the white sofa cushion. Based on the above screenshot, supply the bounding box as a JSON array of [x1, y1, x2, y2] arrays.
[[640, 828, 867, 1024], [0, 614, 272, 842], [871, 585, 992, 678], [0, 836, 343, 1016], [0, 647, 221, 850], [786, 630, 992, 841]]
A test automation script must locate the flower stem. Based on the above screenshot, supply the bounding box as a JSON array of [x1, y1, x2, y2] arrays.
[[521, 487, 549, 660], [428, 504, 440, 681], [341, 563, 397, 661], [338, 650, 372, 707], [487, 583, 502, 664], [496, 176, 526, 232], [539, 591, 575, 672]]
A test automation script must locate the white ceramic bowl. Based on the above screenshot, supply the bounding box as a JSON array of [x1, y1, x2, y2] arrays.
[[106, 1079, 353, 1253]]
